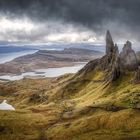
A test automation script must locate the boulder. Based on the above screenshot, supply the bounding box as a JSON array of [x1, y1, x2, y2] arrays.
[[29, 93, 48, 103]]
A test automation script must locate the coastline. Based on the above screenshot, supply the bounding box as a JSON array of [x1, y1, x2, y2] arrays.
[[0, 63, 86, 81]]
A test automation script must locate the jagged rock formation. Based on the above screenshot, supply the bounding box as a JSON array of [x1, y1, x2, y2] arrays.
[[77, 30, 140, 83], [73, 30, 139, 83], [106, 30, 115, 55], [101, 31, 121, 81], [102, 31, 139, 81], [120, 41, 138, 71], [101, 31, 119, 69], [109, 55, 121, 81]]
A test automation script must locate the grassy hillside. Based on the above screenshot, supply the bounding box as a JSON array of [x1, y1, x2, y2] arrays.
[[0, 32, 140, 139], [0, 65, 140, 140]]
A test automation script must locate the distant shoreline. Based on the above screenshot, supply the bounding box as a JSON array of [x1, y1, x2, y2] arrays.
[[0, 50, 38, 64], [0, 47, 103, 76], [0, 63, 86, 81]]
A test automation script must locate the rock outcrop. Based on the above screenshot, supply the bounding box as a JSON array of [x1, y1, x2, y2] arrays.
[[119, 41, 138, 71], [109, 54, 121, 81], [101, 32, 118, 69], [103, 32, 138, 81], [133, 67, 140, 83], [101, 31, 121, 81], [75, 30, 139, 83], [106, 30, 115, 55]]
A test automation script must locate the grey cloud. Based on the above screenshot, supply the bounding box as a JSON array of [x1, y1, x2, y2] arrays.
[[0, 0, 140, 42]]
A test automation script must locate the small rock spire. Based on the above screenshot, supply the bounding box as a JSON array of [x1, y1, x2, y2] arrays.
[[123, 41, 132, 51], [119, 40, 138, 70], [106, 30, 114, 54]]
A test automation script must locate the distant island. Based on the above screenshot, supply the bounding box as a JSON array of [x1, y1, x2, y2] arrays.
[[0, 48, 103, 75]]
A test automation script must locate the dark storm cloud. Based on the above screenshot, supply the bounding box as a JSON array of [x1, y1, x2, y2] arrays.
[[0, 0, 140, 42], [0, 0, 139, 27]]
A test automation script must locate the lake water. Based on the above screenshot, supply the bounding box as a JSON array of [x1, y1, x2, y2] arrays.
[[0, 50, 37, 64], [0, 100, 15, 110], [0, 43, 100, 81], [0, 64, 86, 81]]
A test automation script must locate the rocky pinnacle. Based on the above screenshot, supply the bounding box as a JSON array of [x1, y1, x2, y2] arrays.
[[120, 41, 138, 70], [78, 30, 139, 82], [105, 31, 138, 81], [106, 30, 115, 55]]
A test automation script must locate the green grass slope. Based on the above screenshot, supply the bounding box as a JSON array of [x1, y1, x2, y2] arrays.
[[0, 62, 140, 140]]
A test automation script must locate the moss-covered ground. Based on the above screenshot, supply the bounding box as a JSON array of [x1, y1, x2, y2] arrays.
[[0, 70, 140, 140]]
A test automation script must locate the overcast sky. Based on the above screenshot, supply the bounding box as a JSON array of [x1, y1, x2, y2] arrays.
[[0, 0, 140, 44]]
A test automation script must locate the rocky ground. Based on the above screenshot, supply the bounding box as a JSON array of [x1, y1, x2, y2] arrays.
[[0, 31, 140, 140]]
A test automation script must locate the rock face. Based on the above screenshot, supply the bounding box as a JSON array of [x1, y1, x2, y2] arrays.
[[106, 30, 115, 55], [133, 67, 140, 83], [101, 32, 118, 69], [119, 41, 138, 70], [103, 31, 138, 81], [109, 55, 121, 81], [101, 31, 121, 81], [76, 30, 139, 83]]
